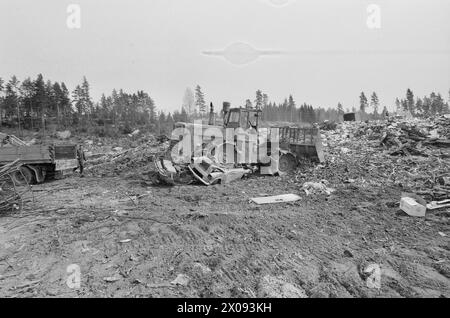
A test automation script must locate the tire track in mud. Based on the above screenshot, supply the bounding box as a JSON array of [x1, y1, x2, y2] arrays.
[[173, 210, 311, 295], [1, 176, 448, 297]]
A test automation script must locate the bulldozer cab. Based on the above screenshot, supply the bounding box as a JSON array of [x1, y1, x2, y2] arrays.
[[224, 108, 261, 130]]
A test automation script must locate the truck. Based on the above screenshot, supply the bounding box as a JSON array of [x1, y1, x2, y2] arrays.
[[0, 133, 84, 185]]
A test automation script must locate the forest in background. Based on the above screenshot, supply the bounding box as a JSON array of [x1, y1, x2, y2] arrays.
[[1, 74, 449, 137]]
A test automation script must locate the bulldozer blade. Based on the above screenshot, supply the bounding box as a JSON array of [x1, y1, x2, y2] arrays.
[[278, 127, 325, 163]]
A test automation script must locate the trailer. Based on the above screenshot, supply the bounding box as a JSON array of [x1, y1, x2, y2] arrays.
[[0, 135, 83, 185]]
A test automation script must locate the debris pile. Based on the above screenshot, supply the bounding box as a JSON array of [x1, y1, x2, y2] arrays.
[[0, 133, 30, 147], [83, 115, 449, 196], [0, 159, 31, 212], [85, 134, 167, 177], [319, 120, 338, 131], [83, 133, 254, 186], [298, 115, 450, 202]]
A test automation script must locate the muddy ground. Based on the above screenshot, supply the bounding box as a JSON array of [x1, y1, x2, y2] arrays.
[[0, 170, 448, 298]]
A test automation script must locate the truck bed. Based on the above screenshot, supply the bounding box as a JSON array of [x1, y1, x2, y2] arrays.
[[0, 145, 53, 165], [54, 144, 78, 160]]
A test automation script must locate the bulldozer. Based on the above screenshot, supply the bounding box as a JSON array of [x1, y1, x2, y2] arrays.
[[221, 104, 324, 171], [153, 102, 324, 185]]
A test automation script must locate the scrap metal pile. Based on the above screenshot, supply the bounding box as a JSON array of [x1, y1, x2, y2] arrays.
[[296, 115, 450, 203], [152, 155, 252, 186]]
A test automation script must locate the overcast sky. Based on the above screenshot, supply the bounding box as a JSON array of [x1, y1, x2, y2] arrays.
[[1, 0, 449, 113]]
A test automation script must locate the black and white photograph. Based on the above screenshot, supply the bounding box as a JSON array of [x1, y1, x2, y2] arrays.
[[0, 0, 449, 303]]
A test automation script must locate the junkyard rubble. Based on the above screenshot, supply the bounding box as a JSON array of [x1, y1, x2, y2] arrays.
[[86, 115, 449, 201], [2, 115, 449, 214], [300, 115, 449, 214]]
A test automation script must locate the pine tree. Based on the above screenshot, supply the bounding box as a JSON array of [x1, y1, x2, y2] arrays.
[[33, 74, 47, 128], [288, 95, 296, 122], [406, 89, 415, 114], [309, 105, 316, 123], [195, 85, 206, 114], [422, 96, 431, 116], [111, 89, 120, 123], [262, 93, 269, 108], [395, 98, 401, 113], [430, 93, 438, 115], [443, 103, 450, 114], [166, 112, 174, 131], [52, 82, 63, 126], [4, 76, 20, 124], [60, 82, 71, 125], [147, 95, 156, 123], [158, 111, 166, 134], [81, 76, 94, 119], [337, 102, 344, 115], [180, 108, 188, 122], [359, 92, 368, 113], [99, 93, 109, 121], [415, 98, 423, 116], [401, 99, 408, 112], [255, 90, 263, 109], [370, 92, 379, 115], [433, 93, 445, 115], [72, 85, 82, 116], [20, 78, 34, 125], [45, 80, 55, 119]]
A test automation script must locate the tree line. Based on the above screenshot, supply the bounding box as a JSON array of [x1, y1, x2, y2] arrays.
[[359, 89, 449, 118], [0, 74, 163, 135], [1, 74, 449, 137], [393, 89, 449, 117], [253, 89, 449, 124], [183, 87, 345, 124]]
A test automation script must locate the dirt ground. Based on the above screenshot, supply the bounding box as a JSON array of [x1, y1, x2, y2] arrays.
[[0, 170, 448, 298]]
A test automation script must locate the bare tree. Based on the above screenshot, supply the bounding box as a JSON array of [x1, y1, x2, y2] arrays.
[[182, 87, 195, 115]]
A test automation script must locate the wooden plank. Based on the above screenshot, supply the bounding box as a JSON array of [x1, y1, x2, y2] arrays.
[[0, 145, 52, 164], [251, 194, 301, 205], [0, 146, 49, 154], [0, 153, 49, 160]]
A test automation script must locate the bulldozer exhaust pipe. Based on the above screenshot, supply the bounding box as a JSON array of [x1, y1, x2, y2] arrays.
[[208, 102, 215, 126]]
